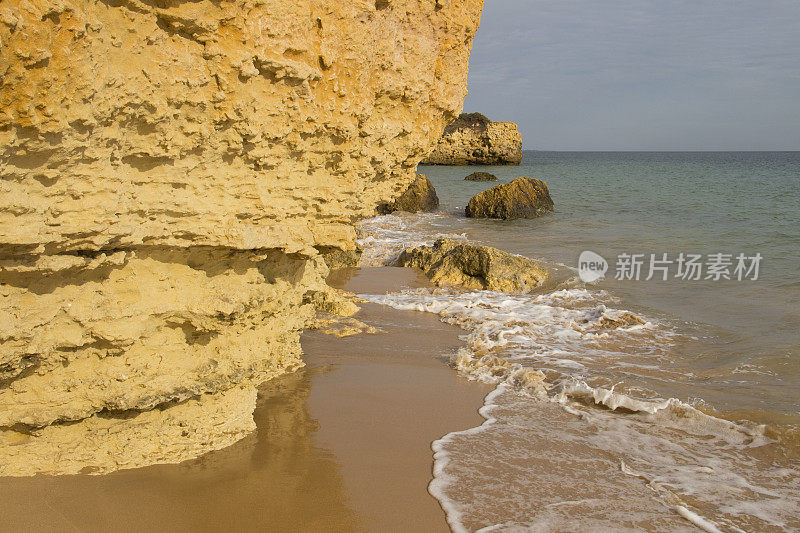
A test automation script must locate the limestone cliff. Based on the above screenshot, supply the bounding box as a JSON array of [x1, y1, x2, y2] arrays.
[[421, 112, 522, 165], [0, 0, 483, 475]]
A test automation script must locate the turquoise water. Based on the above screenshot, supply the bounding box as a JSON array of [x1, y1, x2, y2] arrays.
[[359, 151, 800, 531], [422, 151, 800, 417]]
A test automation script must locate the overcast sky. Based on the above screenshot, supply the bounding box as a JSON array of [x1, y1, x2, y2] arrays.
[[463, 1, 800, 150]]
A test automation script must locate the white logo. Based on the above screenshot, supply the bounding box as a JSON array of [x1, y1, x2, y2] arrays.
[[578, 250, 608, 283]]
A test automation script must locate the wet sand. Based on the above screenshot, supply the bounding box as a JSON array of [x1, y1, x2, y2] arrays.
[[0, 267, 490, 532]]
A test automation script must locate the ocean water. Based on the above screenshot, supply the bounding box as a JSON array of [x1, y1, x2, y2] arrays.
[[357, 152, 800, 532]]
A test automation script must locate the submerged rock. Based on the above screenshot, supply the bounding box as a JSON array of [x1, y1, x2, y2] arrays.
[[593, 310, 646, 330], [396, 238, 548, 293], [377, 173, 439, 214], [466, 177, 554, 220], [465, 171, 498, 181], [421, 113, 523, 165]]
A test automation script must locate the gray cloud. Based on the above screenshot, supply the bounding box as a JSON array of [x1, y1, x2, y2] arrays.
[[465, 0, 800, 150]]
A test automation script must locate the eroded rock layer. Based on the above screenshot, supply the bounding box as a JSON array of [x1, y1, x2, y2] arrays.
[[0, 0, 483, 475], [421, 112, 522, 165]]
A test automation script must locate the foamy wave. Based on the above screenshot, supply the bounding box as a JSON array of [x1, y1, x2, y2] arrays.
[[357, 213, 800, 531], [555, 380, 673, 414], [360, 286, 668, 378], [430, 378, 797, 533], [362, 285, 800, 531], [450, 346, 769, 448], [675, 505, 725, 533], [361, 286, 686, 417], [363, 286, 769, 443], [356, 213, 468, 266]]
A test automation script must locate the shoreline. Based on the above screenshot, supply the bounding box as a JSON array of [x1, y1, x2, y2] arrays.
[[0, 267, 492, 532]]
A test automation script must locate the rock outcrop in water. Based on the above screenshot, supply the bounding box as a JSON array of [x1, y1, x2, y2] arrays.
[[466, 177, 554, 220], [421, 113, 523, 165], [397, 238, 548, 292], [0, 0, 483, 475], [465, 171, 498, 181], [377, 173, 440, 214]]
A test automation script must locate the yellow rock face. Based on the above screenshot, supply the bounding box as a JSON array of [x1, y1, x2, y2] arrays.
[[0, 0, 483, 475], [421, 112, 523, 165]]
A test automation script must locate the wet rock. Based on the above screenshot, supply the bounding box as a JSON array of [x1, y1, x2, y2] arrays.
[[308, 315, 382, 337], [464, 171, 498, 181], [319, 246, 362, 270], [594, 310, 646, 330], [465, 177, 554, 220], [396, 238, 548, 293], [377, 173, 439, 214]]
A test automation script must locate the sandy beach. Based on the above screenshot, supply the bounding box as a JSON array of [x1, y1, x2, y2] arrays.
[[0, 267, 491, 532], [2, 2, 798, 530]]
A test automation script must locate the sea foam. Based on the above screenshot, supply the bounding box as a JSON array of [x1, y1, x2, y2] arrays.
[[358, 213, 800, 532]]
